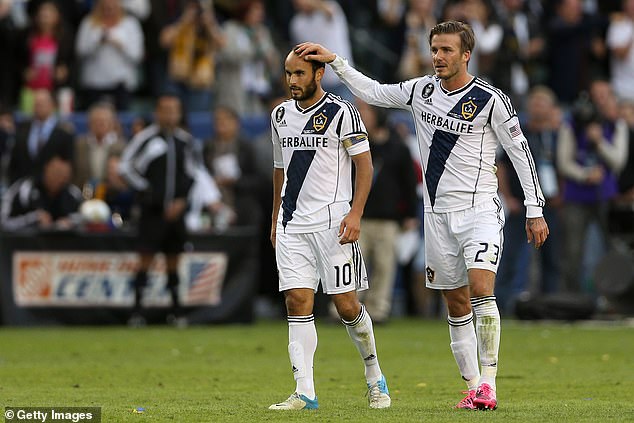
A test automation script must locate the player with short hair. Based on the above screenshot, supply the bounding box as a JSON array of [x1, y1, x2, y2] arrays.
[[268, 50, 390, 410], [296, 20, 549, 410]]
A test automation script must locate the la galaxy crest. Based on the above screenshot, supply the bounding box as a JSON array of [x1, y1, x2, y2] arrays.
[[461, 100, 477, 120], [313, 112, 327, 132]]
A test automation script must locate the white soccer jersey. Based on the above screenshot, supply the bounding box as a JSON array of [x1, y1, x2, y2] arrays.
[[330, 56, 545, 217], [271, 92, 370, 233]]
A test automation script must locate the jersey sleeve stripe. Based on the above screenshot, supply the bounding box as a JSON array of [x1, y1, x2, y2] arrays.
[[406, 80, 421, 106], [475, 79, 515, 118], [520, 140, 545, 206], [271, 117, 279, 136], [342, 99, 362, 133], [335, 114, 344, 137]]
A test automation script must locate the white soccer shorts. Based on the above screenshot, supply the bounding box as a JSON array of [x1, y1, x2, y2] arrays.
[[276, 226, 369, 294], [424, 196, 505, 290]]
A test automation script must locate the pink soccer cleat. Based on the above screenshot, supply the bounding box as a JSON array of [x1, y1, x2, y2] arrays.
[[473, 383, 497, 410], [454, 390, 476, 410]]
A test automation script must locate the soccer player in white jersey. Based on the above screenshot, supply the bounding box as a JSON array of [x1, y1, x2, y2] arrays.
[[296, 20, 549, 411], [268, 50, 391, 411]]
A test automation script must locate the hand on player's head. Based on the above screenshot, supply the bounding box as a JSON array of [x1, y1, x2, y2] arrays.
[[294, 42, 336, 64]]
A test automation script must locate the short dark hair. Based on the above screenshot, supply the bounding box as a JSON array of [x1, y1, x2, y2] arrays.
[[429, 20, 476, 54]]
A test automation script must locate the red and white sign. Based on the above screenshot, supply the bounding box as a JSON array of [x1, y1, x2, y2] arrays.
[[13, 251, 228, 307]]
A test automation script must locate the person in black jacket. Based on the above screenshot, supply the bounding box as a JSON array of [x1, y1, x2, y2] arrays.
[[8, 89, 74, 184], [119, 93, 196, 326], [1, 155, 82, 231]]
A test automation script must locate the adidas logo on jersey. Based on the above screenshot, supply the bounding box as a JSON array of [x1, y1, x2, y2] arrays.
[[424, 98, 433, 105], [279, 119, 287, 127]]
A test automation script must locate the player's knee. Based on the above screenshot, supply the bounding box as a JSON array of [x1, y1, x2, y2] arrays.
[[442, 289, 471, 316], [284, 290, 313, 315], [333, 298, 361, 322]]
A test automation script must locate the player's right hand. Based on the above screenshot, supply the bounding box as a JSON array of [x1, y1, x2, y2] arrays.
[[294, 42, 336, 64]]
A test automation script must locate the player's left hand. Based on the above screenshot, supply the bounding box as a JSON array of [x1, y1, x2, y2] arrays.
[[338, 213, 361, 244], [526, 216, 549, 249]]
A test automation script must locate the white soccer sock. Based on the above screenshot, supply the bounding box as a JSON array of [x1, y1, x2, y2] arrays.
[[342, 304, 382, 384], [471, 296, 500, 390], [288, 315, 317, 399], [448, 312, 480, 391]]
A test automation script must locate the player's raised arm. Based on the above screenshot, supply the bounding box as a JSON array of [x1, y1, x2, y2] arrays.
[[295, 42, 413, 110]]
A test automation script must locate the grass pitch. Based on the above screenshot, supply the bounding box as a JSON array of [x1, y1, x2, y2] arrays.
[[1, 319, 633, 422]]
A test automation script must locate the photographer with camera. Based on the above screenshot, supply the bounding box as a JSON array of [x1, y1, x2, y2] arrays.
[[159, 0, 225, 112], [557, 79, 629, 294]]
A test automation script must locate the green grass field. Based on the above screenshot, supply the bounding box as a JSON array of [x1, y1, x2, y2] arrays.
[[1, 319, 633, 422]]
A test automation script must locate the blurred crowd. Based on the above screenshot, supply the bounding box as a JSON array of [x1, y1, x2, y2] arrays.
[[0, 0, 633, 319]]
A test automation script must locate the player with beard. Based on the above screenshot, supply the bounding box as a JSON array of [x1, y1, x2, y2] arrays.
[[268, 50, 391, 410]]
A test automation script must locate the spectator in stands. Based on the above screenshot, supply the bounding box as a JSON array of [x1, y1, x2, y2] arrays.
[[398, 0, 436, 80], [121, 0, 151, 21], [75, 0, 144, 110], [1, 155, 82, 231], [606, 0, 634, 103], [442, 0, 503, 80], [0, 1, 22, 108], [491, 0, 545, 108], [119, 93, 197, 326], [143, 0, 188, 100], [290, 0, 355, 101], [343, 0, 407, 84], [73, 101, 126, 192], [95, 149, 135, 224], [557, 83, 629, 293], [160, 0, 225, 112], [17, 1, 74, 113], [496, 86, 562, 314], [215, 0, 280, 115], [0, 105, 14, 194], [545, 0, 607, 105], [616, 101, 634, 203], [8, 89, 74, 184], [203, 105, 261, 225], [26, 0, 84, 30], [355, 100, 419, 323]]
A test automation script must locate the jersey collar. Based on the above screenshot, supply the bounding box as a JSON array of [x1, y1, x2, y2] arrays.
[[295, 92, 328, 114], [438, 76, 476, 96]]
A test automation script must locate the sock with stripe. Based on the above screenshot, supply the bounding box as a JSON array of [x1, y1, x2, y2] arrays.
[[342, 304, 382, 384], [287, 315, 317, 400], [448, 311, 480, 390], [471, 296, 500, 390]]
